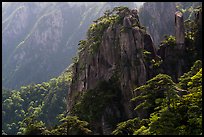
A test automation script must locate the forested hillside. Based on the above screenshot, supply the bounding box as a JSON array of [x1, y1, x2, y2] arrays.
[[2, 69, 72, 135]]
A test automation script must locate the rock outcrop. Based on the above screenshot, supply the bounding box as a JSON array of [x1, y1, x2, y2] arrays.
[[156, 11, 186, 82], [157, 7, 202, 82], [67, 7, 157, 134], [139, 2, 202, 47], [175, 11, 185, 49]]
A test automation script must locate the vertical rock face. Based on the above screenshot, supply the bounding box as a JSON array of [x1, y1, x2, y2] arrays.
[[194, 7, 202, 58], [68, 8, 157, 134], [174, 11, 185, 79], [195, 8, 202, 28], [175, 11, 185, 49]]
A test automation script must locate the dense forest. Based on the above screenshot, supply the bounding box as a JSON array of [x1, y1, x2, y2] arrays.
[[2, 69, 72, 134], [2, 2, 202, 135]]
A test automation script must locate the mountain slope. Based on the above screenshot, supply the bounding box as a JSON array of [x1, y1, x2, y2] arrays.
[[2, 2, 137, 90]]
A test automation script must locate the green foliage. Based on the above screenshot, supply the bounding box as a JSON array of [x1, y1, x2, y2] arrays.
[[187, 68, 202, 88], [132, 74, 178, 116], [152, 58, 163, 68], [85, 6, 133, 55], [184, 7, 202, 61], [147, 67, 202, 135], [161, 35, 176, 47], [72, 56, 79, 64], [113, 6, 129, 13], [143, 49, 163, 71], [18, 112, 92, 135], [87, 13, 120, 54], [48, 115, 92, 135], [78, 40, 87, 51], [145, 62, 202, 135], [178, 60, 202, 89], [18, 115, 47, 135], [176, 4, 201, 20], [113, 61, 202, 135], [176, 5, 187, 14], [2, 70, 72, 135], [17, 102, 49, 135], [183, 29, 199, 67], [72, 77, 121, 122], [147, 108, 180, 135], [143, 50, 151, 56], [185, 19, 198, 33], [133, 125, 150, 135], [112, 118, 140, 135]]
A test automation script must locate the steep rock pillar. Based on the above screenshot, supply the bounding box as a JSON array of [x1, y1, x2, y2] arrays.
[[175, 11, 185, 80], [175, 11, 185, 49]]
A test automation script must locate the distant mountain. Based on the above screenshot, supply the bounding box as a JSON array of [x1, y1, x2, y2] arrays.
[[2, 2, 137, 90], [4, 2, 201, 90]]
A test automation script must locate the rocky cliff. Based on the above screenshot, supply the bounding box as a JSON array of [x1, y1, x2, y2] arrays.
[[67, 5, 202, 134], [67, 7, 157, 134]]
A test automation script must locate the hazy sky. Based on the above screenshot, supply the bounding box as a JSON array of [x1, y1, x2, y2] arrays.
[[2, 2, 144, 4], [2, 2, 145, 8]]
